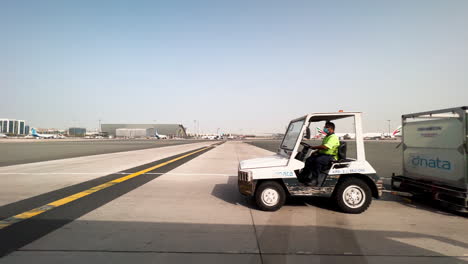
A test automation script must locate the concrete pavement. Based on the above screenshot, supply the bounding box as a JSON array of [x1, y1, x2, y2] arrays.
[[0, 141, 213, 207], [1, 141, 466, 264]]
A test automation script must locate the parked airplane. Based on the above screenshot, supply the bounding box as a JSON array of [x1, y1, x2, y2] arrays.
[[31, 128, 57, 139], [155, 129, 168, 139], [363, 132, 384, 140]]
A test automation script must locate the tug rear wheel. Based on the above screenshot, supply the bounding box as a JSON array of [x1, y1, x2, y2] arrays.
[[334, 178, 372, 214]]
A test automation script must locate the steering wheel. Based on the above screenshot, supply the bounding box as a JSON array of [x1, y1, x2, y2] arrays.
[[296, 141, 312, 161], [300, 141, 311, 149]]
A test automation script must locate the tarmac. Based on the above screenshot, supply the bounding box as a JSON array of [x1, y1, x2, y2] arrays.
[[0, 140, 466, 263], [0, 139, 206, 167]]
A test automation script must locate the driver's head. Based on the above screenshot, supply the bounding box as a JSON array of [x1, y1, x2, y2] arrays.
[[324, 121, 335, 134]]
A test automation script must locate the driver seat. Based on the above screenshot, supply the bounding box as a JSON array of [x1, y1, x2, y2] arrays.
[[321, 141, 348, 172], [329, 141, 347, 165], [336, 141, 347, 162]]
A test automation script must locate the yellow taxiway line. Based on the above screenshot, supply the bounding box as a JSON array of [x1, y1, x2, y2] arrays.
[[0, 146, 212, 230]]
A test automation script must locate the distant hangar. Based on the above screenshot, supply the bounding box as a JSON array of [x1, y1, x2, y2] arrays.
[[101, 124, 187, 138]]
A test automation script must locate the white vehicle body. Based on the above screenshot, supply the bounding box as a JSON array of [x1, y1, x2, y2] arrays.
[[238, 112, 382, 213], [0, 133, 7, 138]]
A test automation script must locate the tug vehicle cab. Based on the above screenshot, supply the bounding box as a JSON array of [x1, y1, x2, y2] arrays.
[[238, 112, 383, 213]]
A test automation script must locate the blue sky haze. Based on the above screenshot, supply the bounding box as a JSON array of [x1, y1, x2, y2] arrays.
[[1, 0, 467, 134]]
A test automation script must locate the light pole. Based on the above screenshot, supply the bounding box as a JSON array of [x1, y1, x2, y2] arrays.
[[387, 120, 391, 137], [193, 120, 197, 138]]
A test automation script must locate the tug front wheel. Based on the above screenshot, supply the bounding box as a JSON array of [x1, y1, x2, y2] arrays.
[[255, 181, 286, 211]]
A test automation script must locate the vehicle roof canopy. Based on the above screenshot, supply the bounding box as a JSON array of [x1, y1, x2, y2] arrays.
[[287, 112, 367, 161], [306, 112, 361, 123]]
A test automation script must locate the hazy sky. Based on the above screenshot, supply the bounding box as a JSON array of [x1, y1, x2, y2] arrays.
[[1, 0, 467, 134]]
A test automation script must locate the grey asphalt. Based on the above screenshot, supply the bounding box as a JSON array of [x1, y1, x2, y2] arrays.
[[0, 140, 208, 167], [246, 139, 402, 179]]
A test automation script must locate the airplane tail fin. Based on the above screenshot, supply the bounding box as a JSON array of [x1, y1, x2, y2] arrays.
[[392, 126, 402, 136], [31, 128, 38, 136], [315, 127, 326, 135], [154, 128, 161, 139]]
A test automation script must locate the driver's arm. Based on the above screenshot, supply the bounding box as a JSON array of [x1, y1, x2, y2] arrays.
[[312, 145, 329, 150]]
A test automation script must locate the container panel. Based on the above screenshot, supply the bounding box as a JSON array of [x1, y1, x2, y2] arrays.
[[403, 148, 465, 188], [404, 118, 463, 149]]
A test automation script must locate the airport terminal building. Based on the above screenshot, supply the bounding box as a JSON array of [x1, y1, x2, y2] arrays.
[[0, 119, 27, 135], [101, 124, 187, 138], [68, 127, 87, 137]]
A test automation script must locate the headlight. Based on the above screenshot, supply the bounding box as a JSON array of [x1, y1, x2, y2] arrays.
[[238, 170, 252, 181]]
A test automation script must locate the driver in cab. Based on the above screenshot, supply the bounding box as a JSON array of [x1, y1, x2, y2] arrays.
[[300, 121, 340, 186]]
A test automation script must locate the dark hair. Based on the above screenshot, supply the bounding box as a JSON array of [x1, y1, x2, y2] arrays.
[[325, 121, 335, 130]]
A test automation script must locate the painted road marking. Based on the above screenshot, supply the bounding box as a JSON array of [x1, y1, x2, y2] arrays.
[[0, 146, 212, 230], [0, 172, 230, 176]]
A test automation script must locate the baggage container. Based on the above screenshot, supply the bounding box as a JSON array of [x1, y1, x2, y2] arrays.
[[392, 106, 468, 212]]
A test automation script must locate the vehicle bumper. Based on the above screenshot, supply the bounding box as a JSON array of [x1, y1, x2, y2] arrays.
[[238, 180, 255, 196], [238, 170, 255, 196]]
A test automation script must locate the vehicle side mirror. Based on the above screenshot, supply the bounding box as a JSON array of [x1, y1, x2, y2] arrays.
[[305, 127, 311, 140]]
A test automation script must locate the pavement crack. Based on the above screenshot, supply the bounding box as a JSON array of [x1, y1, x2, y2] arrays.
[[16, 249, 260, 255], [15, 249, 468, 258], [249, 209, 264, 264]]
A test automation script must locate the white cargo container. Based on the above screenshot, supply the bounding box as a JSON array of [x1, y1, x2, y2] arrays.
[[392, 106, 468, 212], [116, 128, 155, 138]]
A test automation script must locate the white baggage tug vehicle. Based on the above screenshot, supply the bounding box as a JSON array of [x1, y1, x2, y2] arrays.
[[238, 112, 383, 213]]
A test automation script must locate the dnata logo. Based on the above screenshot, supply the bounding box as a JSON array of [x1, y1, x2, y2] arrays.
[[411, 156, 451, 170]]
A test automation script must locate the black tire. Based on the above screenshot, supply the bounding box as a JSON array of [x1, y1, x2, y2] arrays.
[[334, 177, 372, 214], [255, 181, 286, 211]]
